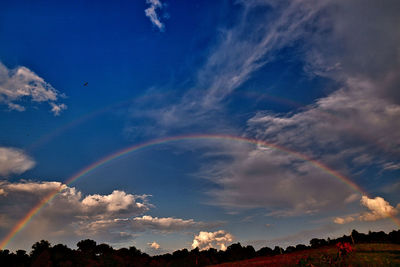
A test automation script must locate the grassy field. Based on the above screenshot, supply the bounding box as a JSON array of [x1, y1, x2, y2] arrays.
[[211, 243, 400, 266]]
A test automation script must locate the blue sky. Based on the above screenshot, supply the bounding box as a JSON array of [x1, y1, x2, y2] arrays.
[[0, 0, 399, 254]]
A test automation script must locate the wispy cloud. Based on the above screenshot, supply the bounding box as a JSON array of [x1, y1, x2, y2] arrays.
[[144, 0, 165, 32], [129, 0, 400, 227], [198, 0, 400, 215], [0, 62, 67, 116], [129, 0, 326, 136], [0, 147, 35, 177], [131, 215, 209, 233]]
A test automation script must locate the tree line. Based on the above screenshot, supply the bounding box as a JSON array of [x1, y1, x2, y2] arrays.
[[1, 229, 399, 266]]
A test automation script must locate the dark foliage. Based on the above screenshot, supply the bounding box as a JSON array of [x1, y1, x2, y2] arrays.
[[0, 229, 399, 266]]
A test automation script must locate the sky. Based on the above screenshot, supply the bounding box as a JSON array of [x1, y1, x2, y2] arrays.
[[0, 0, 399, 255]]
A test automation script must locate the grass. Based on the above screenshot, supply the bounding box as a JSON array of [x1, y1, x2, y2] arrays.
[[211, 243, 400, 266]]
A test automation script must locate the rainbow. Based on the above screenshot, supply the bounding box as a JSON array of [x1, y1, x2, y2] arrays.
[[1, 134, 398, 249]]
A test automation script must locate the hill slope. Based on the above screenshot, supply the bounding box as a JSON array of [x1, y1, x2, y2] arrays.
[[211, 243, 400, 267]]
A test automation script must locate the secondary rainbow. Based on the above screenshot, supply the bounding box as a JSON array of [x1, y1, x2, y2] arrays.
[[1, 134, 397, 249]]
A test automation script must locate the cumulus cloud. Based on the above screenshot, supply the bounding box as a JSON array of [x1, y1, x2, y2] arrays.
[[0, 181, 151, 248], [144, 0, 165, 31], [192, 230, 233, 251], [334, 195, 400, 224], [359, 196, 399, 221], [0, 62, 67, 115], [0, 181, 216, 250], [148, 241, 160, 250], [0, 147, 35, 176], [81, 190, 148, 214]]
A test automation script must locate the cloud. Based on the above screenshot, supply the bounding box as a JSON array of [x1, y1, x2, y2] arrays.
[[0, 181, 150, 220], [359, 196, 399, 221], [130, 0, 400, 224], [192, 230, 233, 251], [144, 0, 165, 31], [0, 62, 67, 115], [0, 147, 35, 176], [128, 0, 327, 137], [50, 103, 67, 116], [334, 195, 400, 224], [0, 180, 218, 250], [333, 216, 355, 225], [216, 0, 400, 219], [76, 215, 213, 242], [81, 190, 149, 214], [0, 181, 151, 248], [131, 215, 209, 233], [382, 162, 400, 171], [201, 144, 356, 216], [148, 241, 160, 250], [247, 78, 400, 168]]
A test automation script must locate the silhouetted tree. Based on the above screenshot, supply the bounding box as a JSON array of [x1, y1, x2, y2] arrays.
[[389, 230, 400, 243], [285, 246, 296, 253], [77, 239, 96, 253], [256, 246, 273, 257], [273, 246, 283, 255], [2, 228, 399, 267], [30, 240, 51, 257], [295, 244, 308, 251], [96, 243, 113, 256]]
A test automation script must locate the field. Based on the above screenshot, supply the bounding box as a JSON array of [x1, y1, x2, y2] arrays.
[[211, 243, 400, 266]]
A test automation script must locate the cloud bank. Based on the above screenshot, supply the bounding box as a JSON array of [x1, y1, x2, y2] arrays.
[[0, 181, 216, 250]]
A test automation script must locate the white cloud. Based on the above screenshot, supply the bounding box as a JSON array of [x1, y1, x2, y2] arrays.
[[82, 190, 148, 213], [0, 62, 67, 115], [148, 241, 160, 250], [128, 0, 327, 136], [0, 180, 217, 250], [144, 0, 165, 31], [50, 102, 67, 116], [0, 147, 35, 176], [333, 216, 355, 225], [359, 195, 399, 221], [382, 162, 400, 171], [131, 215, 201, 232], [191, 230, 233, 251], [0, 181, 151, 248], [334, 195, 400, 224]]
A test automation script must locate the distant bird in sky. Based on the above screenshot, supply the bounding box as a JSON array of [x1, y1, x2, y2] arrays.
[[83, 82, 88, 86]]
